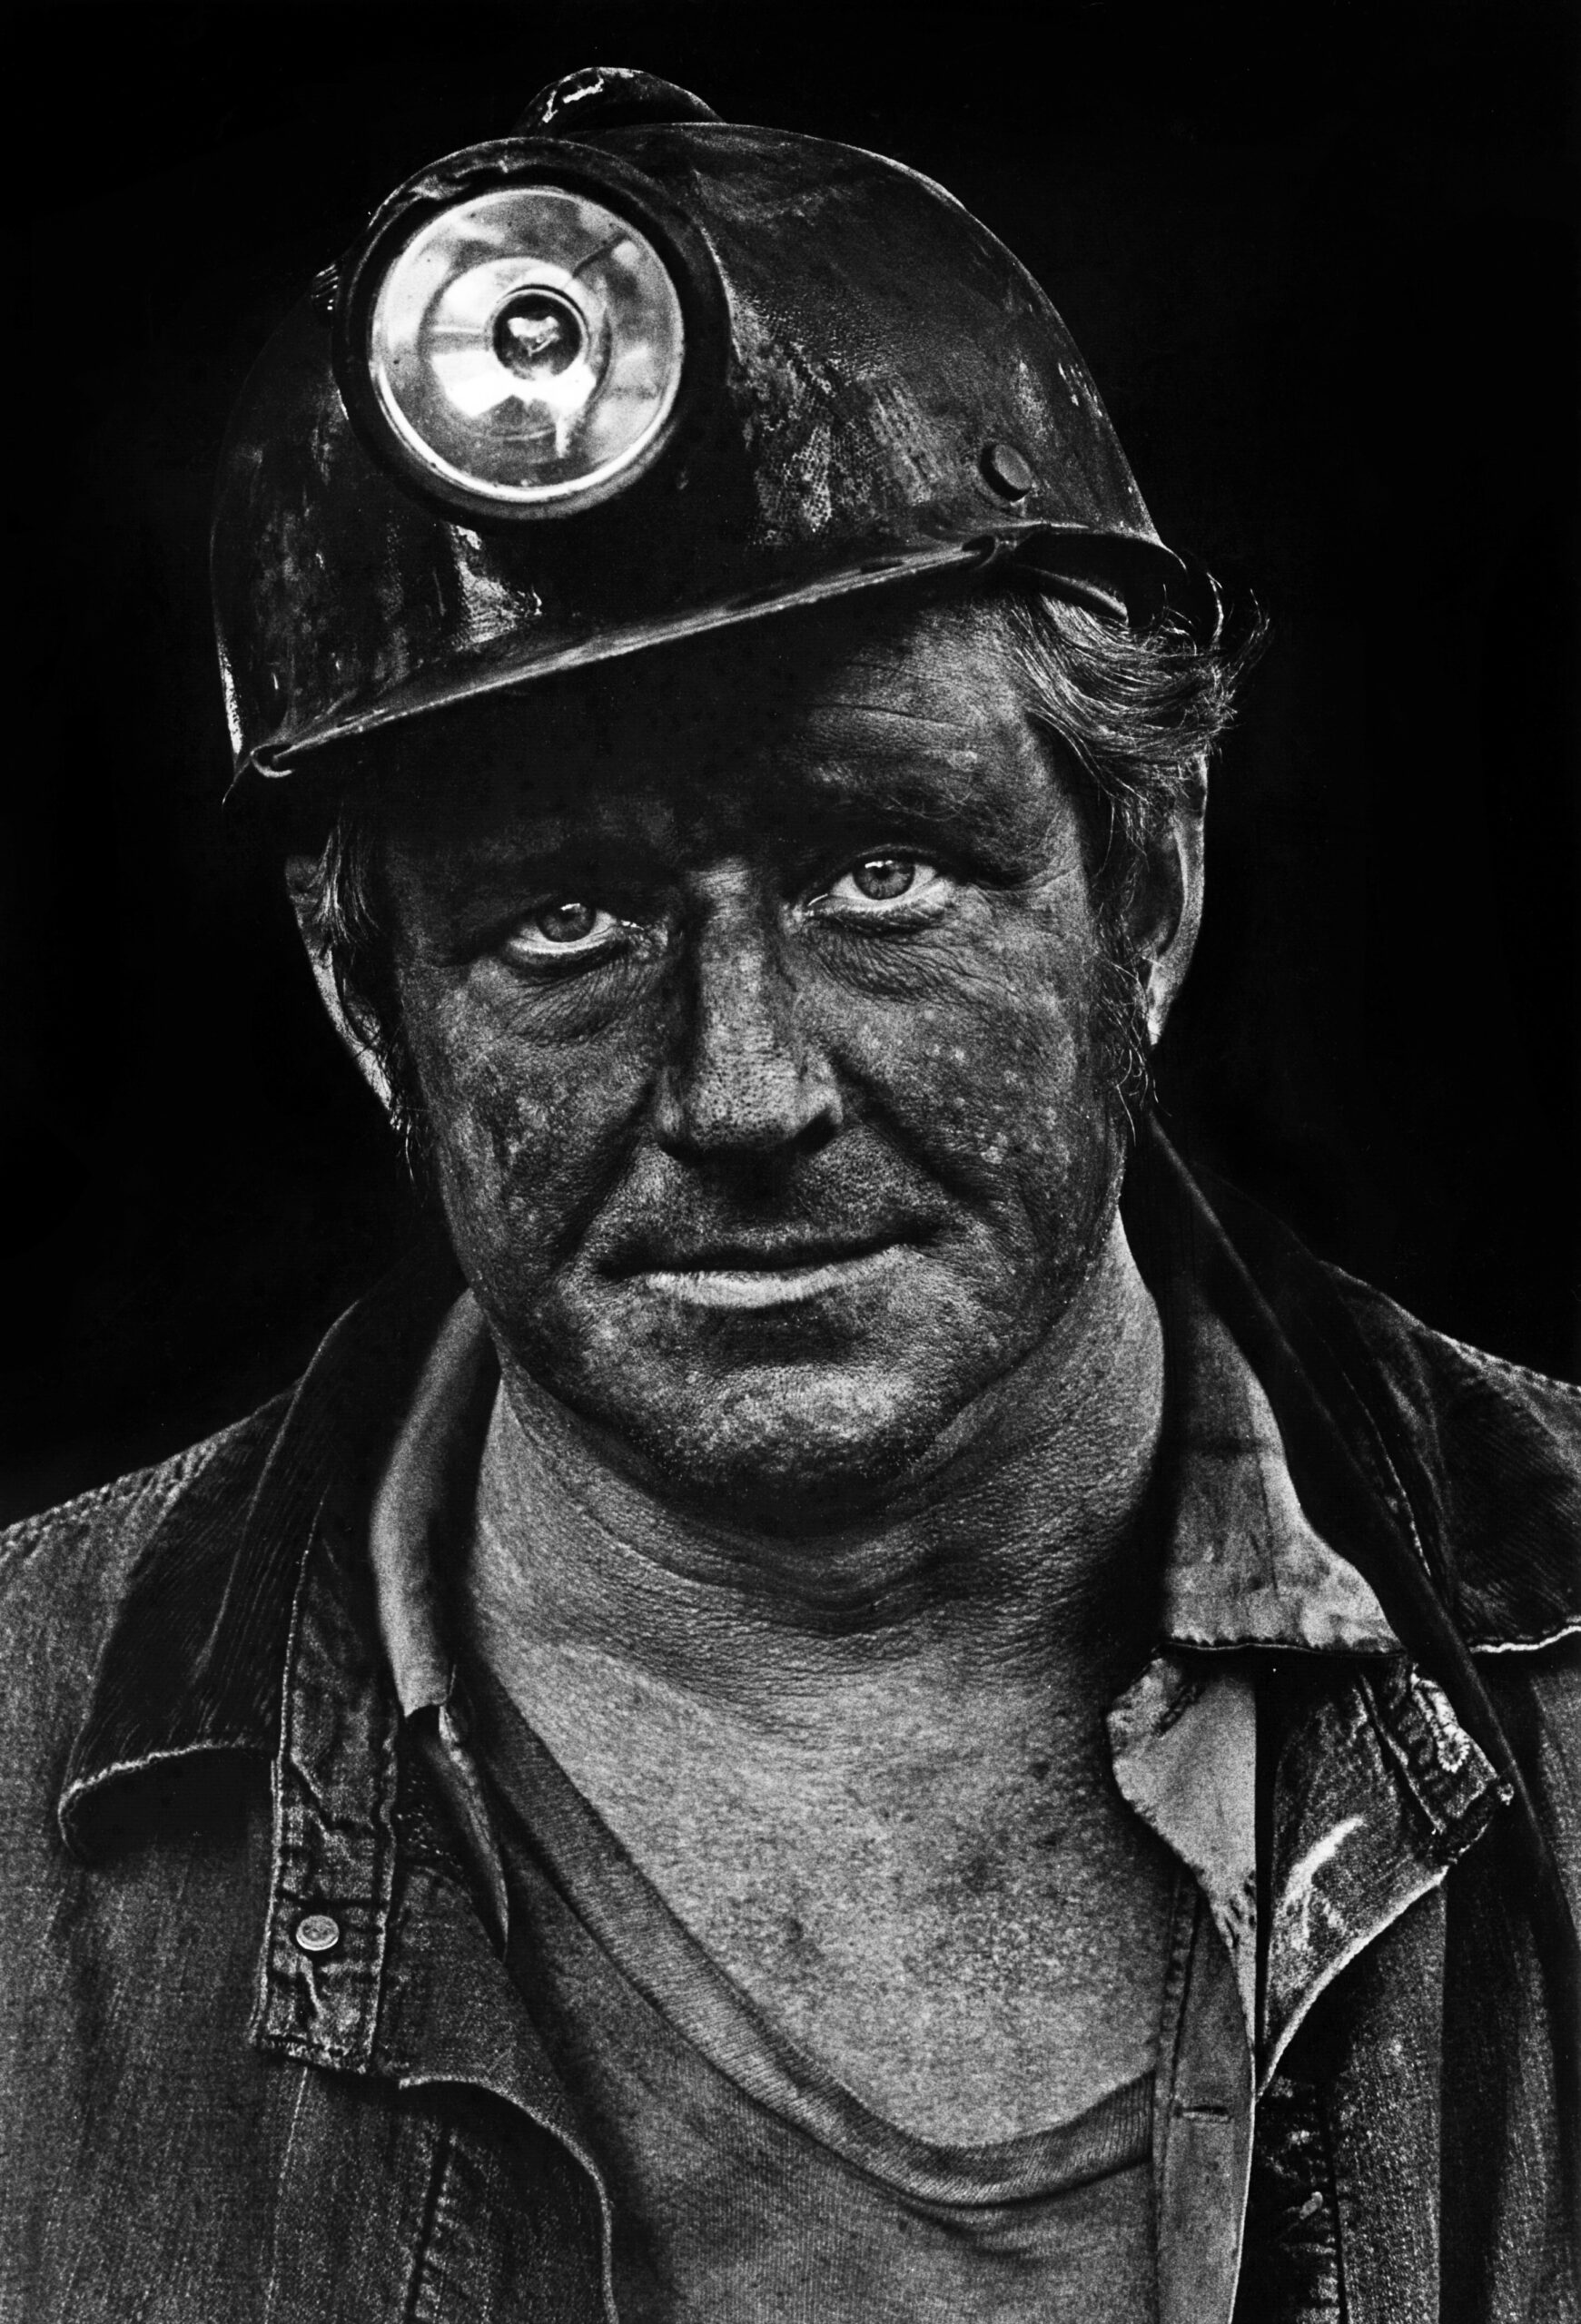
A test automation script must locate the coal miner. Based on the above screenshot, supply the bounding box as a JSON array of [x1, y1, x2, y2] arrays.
[[3, 66, 1576, 2324]]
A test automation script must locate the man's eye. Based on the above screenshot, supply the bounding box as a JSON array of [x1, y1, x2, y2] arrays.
[[499, 898, 624, 961], [821, 854, 947, 910]]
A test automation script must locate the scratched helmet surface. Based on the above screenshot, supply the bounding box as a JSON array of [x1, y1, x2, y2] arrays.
[[212, 65, 1207, 791]]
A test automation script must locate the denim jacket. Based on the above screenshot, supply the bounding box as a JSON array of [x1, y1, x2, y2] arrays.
[[2, 1157, 1576, 2324]]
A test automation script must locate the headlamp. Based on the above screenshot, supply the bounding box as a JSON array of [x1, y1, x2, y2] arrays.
[[334, 146, 723, 523]]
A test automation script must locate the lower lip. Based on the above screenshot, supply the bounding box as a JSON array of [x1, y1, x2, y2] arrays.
[[635, 1244, 906, 1312]]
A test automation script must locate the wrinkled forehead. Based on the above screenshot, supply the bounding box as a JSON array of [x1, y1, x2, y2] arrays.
[[367, 591, 1061, 865]]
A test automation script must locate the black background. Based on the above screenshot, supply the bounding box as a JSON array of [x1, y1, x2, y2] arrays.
[[6, 0, 1578, 1520]]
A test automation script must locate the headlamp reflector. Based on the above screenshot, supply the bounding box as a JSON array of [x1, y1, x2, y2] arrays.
[[366, 185, 686, 515]]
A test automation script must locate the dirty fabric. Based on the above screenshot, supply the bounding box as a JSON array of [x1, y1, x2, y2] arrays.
[[476, 1661, 1157, 2323]]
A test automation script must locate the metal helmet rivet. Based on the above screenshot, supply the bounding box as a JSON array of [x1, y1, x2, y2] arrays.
[[979, 441, 1036, 500]]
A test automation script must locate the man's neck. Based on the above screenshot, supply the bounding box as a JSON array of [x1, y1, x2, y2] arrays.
[[477, 1213, 1167, 1731]]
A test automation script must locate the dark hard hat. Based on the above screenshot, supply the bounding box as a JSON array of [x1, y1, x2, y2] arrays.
[[212, 65, 1210, 793]]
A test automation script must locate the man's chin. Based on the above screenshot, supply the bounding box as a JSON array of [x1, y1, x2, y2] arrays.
[[481, 1240, 1054, 1526], [539, 1347, 993, 1531]]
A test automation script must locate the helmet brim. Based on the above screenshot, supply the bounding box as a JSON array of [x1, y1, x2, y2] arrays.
[[232, 524, 1208, 789]]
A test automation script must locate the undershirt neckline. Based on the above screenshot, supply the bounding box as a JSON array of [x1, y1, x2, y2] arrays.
[[469, 1657, 1153, 2212]]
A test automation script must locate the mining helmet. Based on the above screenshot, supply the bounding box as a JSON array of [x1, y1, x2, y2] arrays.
[[212, 64, 1213, 793]]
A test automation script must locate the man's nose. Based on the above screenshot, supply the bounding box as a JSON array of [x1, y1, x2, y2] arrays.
[[652, 871, 843, 1161]]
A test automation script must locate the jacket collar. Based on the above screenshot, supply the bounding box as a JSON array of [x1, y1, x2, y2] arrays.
[[1129, 1129, 1581, 1657], [1159, 1291, 1398, 1653], [58, 1236, 463, 1855]]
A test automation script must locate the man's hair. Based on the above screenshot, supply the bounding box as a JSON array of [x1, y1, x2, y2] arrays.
[[994, 587, 1257, 1119], [302, 584, 1258, 1172]]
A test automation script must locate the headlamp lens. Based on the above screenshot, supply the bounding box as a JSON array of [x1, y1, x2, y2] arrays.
[[367, 186, 686, 512]]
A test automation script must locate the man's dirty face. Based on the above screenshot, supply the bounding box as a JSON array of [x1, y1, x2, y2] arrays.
[[380, 597, 1127, 1519]]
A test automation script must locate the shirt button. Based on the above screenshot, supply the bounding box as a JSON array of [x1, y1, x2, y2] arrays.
[[294, 1911, 341, 1956]]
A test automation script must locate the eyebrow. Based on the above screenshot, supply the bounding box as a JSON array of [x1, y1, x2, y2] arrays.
[[393, 689, 1043, 877], [808, 694, 973, 733]]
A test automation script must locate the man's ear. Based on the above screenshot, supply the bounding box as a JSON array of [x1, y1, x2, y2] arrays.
[[283, 854, 395, 1110], [1129, 783, 1206, 1050]]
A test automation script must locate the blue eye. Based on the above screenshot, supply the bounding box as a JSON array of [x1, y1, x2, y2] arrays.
[[535, 899, 600, 944], [501, 899, 623, 960], [825, 854, 946, 909]]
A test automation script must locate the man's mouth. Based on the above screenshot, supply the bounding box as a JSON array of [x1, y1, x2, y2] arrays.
[[616, 1234, 911, 1312]]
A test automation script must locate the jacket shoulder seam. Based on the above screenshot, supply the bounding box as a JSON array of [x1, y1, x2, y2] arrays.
[[1429, 1329, 1581, 1403], [0, 1402, 292, 1593], [1327, 1271, 1581, 1404], [0, 1462, 185, 1592]]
